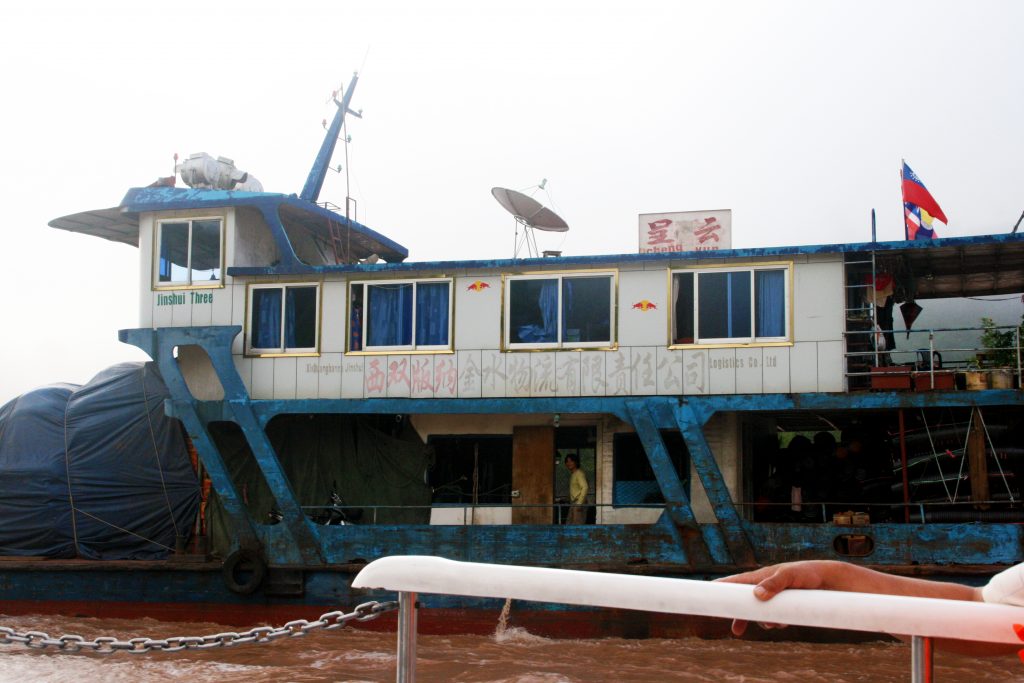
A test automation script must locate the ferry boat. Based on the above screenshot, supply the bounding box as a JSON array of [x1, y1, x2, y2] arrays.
[[2, 75, 1022, 637]]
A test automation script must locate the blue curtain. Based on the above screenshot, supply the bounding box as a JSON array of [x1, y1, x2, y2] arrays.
[[253, 288, 282, 349], [560, 279, 574, 341], [415, 282, 450, 346], [539, 280, 558, 342], [756, 270, 785, 337], [367, 284, 413, 347]]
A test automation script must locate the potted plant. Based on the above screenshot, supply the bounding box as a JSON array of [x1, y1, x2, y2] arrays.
[[977, 315, 1023, 388]]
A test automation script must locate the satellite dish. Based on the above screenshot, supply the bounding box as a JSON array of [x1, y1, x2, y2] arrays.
[[491, 188, 569, 232], [491, 187, 569, 258]]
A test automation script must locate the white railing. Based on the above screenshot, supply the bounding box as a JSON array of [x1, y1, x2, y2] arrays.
[[353, 555, 1023, 683]]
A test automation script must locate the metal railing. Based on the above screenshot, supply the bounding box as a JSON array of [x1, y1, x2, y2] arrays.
[[297, 499, 1024, 527], [735, 499, 1024, 524], [299, 502, 665, 526], [844, 323, 1022, 387]]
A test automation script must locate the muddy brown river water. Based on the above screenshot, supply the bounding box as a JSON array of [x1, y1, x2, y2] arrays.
[[2, 613, 1022, 682]]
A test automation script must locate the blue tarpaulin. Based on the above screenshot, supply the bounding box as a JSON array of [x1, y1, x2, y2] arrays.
[[0, 362, 198, 559]]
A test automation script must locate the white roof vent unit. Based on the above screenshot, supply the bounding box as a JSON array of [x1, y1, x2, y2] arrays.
[[177, 152, 263, 192]]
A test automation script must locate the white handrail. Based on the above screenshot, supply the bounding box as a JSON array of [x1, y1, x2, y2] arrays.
[[352, 556, 1024, 645]]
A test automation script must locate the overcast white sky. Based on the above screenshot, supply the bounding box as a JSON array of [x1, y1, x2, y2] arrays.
[[1, 0, 1022, 404]]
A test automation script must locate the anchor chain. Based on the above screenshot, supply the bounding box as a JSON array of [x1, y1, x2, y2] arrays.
[[0, 600, 397, 655]]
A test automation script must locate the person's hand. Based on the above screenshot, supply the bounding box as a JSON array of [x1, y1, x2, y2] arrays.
[[715, 561, 832, 636]]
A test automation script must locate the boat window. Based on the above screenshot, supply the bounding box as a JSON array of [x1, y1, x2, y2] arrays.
[[671, 265, 789, 345], [348, 279, 453, 352], [155, 217, 222, 287], [505, 272, 615, 349], [427, 435, 513, 505], [246, 283, 319, 354], [612, 431, 689, 506]]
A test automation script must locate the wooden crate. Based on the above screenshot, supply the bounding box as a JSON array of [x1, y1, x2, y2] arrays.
[[870, 365, 912, 390], [912, 370, 955, 391]]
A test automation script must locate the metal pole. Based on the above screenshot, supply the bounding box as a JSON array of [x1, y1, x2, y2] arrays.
[[928, 330, 935, 388], [899, 409, 910, 523], [911, 635, 934, 683], [396, 591, 418, 683]]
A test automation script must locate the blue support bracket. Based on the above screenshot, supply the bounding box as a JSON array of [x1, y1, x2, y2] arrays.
[[119, 328, 258, 550], [625, 399, 710, 567], [121, 326, 323, 565], [672, 401, 756, 567], [226, 399, 324, 565]]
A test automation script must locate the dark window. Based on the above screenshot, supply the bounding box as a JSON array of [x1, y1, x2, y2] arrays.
[[249, 285, 319, 353], [507, 274, 613, 347], [157, 218, 222, 285], [612, 431, 689, 506], [427, 436, 513, 504], [351, 281, 451, 350], [672, 267, 788, 344]]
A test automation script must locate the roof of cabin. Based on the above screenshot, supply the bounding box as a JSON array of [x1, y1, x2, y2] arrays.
[[48, 186, 409, 263]]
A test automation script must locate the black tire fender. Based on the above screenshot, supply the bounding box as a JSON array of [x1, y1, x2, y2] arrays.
[[222, 548, 266, 595]]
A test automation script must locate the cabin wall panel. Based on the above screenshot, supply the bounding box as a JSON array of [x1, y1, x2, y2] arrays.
[[211, 283, 233, 326], [708, 348, 737, 394], [172, 299, 193, 327], [341, 356, 365, 399], [556, 351, 581, 396], [138, 215, 154, 325], [152, 298, 174, 328], [793, 260, 844, 343], [762, 347, 791, 393], [735, 347, 763, 394], [231, 284, 246, 355], [410, 356, 434, 398], [656, 348, 683, 395], [386, 356, 413, 398], [457, 350, 482, 398], [273, 357, 297, 399], [233, 208, 278, 268], [191, 298, 213, 327], [580, 352, 606, 396], [530, 353, 556, 396], [316, 352, 343, 399], [480, 350, 506, 397], [455, 276, 500, 350], [433, 355, 458, 398], [606, 349, 631, 396], [506, 354, 531, 397], [296, 358, 318, 399], [320, 280, 347, 353], [251, 358, 274, 399], [682, 349, 710, 395], [817, 340, 844, 392], [223, 209, 236, 286], [790, 342, 819, 392], [363, 357, 387, 397], [630, 347, 658, 395], [619, 270, 668, 347]]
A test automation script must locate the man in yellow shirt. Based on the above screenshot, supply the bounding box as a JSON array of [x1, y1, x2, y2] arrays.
[[565, 454, 589, 524]]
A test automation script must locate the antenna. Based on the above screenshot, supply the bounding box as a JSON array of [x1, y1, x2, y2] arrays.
[[491, 187, 569, 258], [301, 72, 363, 203]]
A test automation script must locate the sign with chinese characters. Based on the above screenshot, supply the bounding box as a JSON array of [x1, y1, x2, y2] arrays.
[[638, 210, 732, 253]]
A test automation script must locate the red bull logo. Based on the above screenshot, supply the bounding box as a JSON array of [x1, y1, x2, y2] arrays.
[[632, 299, 657, 312], [466, 280, 490, 292]]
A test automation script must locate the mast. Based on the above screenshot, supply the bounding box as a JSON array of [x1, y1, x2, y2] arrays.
[[300, 72, 362, 203]]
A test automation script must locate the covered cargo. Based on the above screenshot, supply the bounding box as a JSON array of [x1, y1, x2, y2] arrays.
[[0, 362, 197, 559]]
